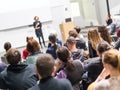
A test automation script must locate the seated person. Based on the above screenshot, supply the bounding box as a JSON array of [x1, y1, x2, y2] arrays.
[[66, 36, 87, 62], [46, 33, 61, 59], [1, 42, 12, 64], [0, 48, 38, 90], [83, 41, 112, 90], [94, 49, 120, 90], [114, 27, 120, 50], [55, 46, 83, 90], [25, 39, 42, 64], [28, 53, 73, 90], [22, 36, 33, 60], [48, 33, 62, 47]]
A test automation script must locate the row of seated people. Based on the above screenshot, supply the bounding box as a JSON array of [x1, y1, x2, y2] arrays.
[[0, 26, 120, 90]]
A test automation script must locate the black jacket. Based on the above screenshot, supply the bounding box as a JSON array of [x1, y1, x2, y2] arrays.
[[0, 63, 38, 90], [28, 76, 73, 90]]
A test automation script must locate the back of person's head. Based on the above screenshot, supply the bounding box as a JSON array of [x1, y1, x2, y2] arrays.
[[97, 41, 113, 54], [68, 30, 78, 38], [98, 26, 112, 44], [48, 33, 56, 44], [56, 46, 75, 71], [36, 54, 54, 78], [27, 39, 40, 54], [4, 42, 11, 52], [74, 26, 81, 34], [6, 48, 21, 65], [117, 27, 120, 37], [88, 29, 102, 50], [26, 36, 33, 42], [57, 46, 70, 63], [103, 49, 120, 72], [66, 36, 76, 46]]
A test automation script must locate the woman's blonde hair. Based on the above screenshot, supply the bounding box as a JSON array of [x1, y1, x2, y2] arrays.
[[88, 29, 102, 50], [103, 49, 120, 72]]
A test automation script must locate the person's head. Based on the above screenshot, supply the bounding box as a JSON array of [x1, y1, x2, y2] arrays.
[[48, 33, 56, 44], [97, 41, 113, 58], [4, 42, 11, 52], [88, 29, 102, 50], [98, 26, 112, 44], [102, 49, 120, 73], [57, 46, 71, 63], [74, 26, 81, 34], [26, 36, 33, 42], [36, 54, 54, 79], [66, 36, 76, 50], [68, 30, 78, 38], [117, 27, 120, 37], [56, 46, 74, 71], [27, 39, 40, 54], [6, 48, 21, 65], [34, 16, 39, 21]]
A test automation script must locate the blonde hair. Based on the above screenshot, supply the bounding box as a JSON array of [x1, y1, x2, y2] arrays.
[[88, 29, 102, 50], [103, 49, 120, 72]]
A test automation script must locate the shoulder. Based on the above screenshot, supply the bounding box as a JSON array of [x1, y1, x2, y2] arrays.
[[94, 79, 110, 90], [54, 78, 73, 90]]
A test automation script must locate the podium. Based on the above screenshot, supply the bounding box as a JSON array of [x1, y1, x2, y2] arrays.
[[59, 22, 74, 42]]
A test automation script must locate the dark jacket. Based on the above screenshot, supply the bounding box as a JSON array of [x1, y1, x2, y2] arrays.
[[33, 21, 43, 37], [84, 58, 103, 82], [0, 63, 38, 90], [88, 41, 98, 58], [76, 38, 87, 50], [28, 76, 73, 90], [46, 44, 60, 59]]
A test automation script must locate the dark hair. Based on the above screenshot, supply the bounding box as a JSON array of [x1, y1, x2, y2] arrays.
[[4, 42, 11, 52], [27, 39, 40, 54], [98, 26, 112, 44], [97, 41, 112, 54], [56, 46, 75, 71], [36, 54, 54, 78], [49, 33, 58, 51], [6, 48, 21, 65], [74, 26, 81, 33]]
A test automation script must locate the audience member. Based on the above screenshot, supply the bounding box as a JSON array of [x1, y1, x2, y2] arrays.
[[1, 42, 12, 64], [94, 49, 120, 90], [25, 39, 42, 64], [28, 53, 73, 90], [66, 36, 87, 62], [55, 46, 83, 90], [0, 48, 38, 90], [109, 19, 120, 35], [22, 36, 33, 60], [98, 26, 112, 44], [114, 27, 120, 50], [69, 29, 87, 50], [46, 33, 60, 59], [83, 41, 112, 90], [88, 29, 102, 58], [48, 33, 62, 47], [74, 26, 84, 39]]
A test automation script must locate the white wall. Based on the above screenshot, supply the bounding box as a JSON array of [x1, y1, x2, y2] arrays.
[[0, 0, 72, 52]]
